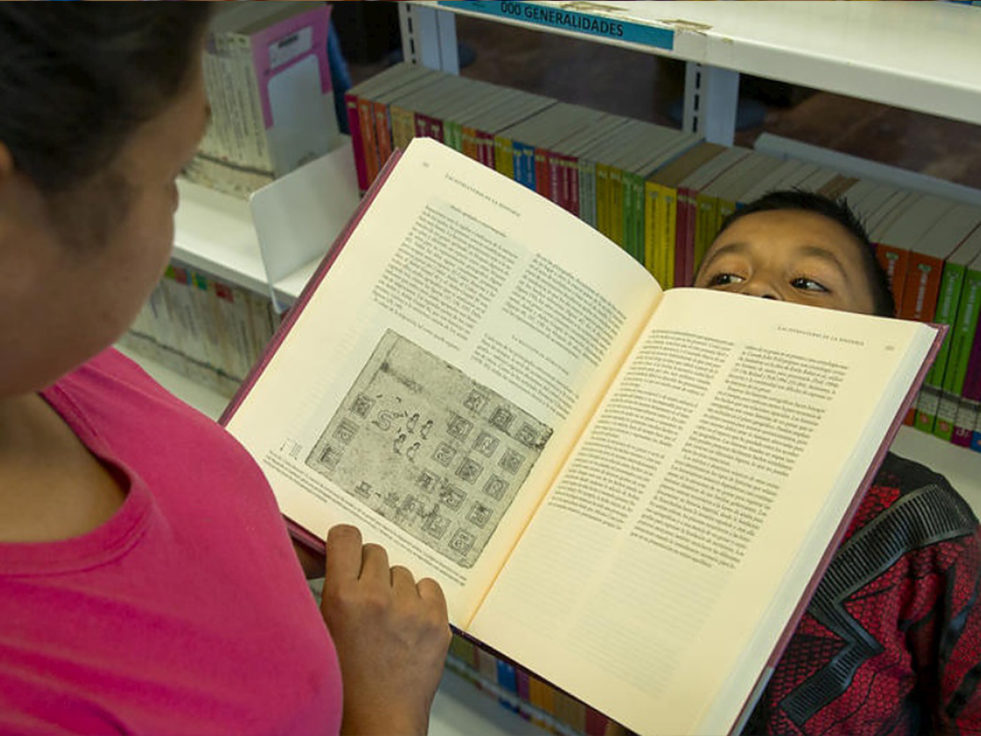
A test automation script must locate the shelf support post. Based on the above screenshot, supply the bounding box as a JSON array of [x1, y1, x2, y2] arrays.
[[683, 62, 739, 146], [399, 3, 460, 73]]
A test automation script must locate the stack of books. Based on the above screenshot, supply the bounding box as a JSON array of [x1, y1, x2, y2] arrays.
[[184, 1, 342, 199]]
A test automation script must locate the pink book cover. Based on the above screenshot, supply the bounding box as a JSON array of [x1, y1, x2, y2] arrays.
[[219, 150, 404, 553], [728, 321, 948, 735], [250, 4, 332, 128]]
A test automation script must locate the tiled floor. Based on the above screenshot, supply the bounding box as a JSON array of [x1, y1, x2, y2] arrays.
[[347, 12, 981, 190]]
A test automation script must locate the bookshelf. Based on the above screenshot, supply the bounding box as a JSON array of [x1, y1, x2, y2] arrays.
[[403, 1, 981, 145]]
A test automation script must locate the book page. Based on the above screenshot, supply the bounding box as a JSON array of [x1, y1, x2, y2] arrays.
[[469, 288, 937, 735], [225, 138, 660, 624]]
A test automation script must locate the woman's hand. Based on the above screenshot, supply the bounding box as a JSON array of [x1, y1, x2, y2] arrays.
[[321, 524, 452, 736]]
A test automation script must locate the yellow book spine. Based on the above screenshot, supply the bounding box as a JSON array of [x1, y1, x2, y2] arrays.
[[494, 136, 514, 179], [694, 194, 718, 275], [647, 182, 675, 288]]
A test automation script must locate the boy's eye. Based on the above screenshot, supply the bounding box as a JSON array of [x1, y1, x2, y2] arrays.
[[708, 272, 744, 286], [790, 277, 829, 292]]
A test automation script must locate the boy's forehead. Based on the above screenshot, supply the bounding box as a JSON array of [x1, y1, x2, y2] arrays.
[[712, 209, 866, 257]]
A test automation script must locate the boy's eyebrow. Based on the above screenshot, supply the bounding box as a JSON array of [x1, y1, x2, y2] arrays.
[[699, 241, 853, 282]]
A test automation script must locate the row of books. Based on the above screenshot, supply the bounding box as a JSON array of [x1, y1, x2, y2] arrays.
[[447, 634, 626, 736], [120, 264, 282, 399], [345, 63, 981, 455]]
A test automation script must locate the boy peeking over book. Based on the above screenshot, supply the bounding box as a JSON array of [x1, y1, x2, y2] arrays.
[[696, 190, 981, 735]]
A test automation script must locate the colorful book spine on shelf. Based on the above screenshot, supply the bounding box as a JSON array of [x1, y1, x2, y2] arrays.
[[644, 181, 675, 286], [935, 256, 981, 441], [874, 239, 912, 308], [915, 256, 974, 432], [952, 320, 981, 446], [512, 140, 537, 191]]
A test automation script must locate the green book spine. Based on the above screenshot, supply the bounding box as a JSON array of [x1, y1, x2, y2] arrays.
[[915, 261, 967, 431], [935, 266, 981, 440]]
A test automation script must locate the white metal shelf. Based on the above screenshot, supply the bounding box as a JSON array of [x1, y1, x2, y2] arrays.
[[421, 1, 981, 127], [173, 136, 359, 304]]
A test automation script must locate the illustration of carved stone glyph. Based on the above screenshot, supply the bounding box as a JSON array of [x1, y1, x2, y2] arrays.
[[306, 329, 553, 568]]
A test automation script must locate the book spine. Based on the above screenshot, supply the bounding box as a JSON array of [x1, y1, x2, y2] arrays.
[[373, 100, 394, 170], [345, 91, 369, 193], [558, 155, 572, 214], [875, 242, 910, 308], [972, 412, 981, 452], [620, 170, 634, 257], [578, 156, 591, 225], [595, 162, 610, 237], [675, 186, 696, 287], [358, 95, 380, 186], [238, 35, 273, 172], [565, 153, 580, 218], [899, 252, 945, 323], [413, 112, 430, 140], [494, 135, 514, 180], [952, 399, 980, 447], [914, 261, 966, 431], [955, 321, 981, 445], [609, 165, 624, 247], [664, 184, 677, 289], [644, 182, 659, 280], [545, 149, 562, 207], [534, 147, 550, 198], [935, 266, 981, 440], [388, 104, 408, 154], [582, 158, 598, 230], [495, 659, 519, 712], [584, 706, 609, 736], [629, 172, 644, 264], [199, 42, 228, 161], [694, 192, 719, 275], [461, 125, 478, 162], [512, 141, 535, 190], [427, 114, 445, 144], [475, 130, 495, 168], [445, 120, 462, 152]]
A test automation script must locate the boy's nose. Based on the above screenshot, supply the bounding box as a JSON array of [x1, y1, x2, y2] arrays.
[[739, 277, 781, 301]]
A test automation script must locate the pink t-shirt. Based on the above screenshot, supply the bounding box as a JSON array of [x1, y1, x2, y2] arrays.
[[0, 349, 343, 735]]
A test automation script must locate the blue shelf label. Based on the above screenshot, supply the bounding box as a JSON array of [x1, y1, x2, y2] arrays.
[[437, 1, 675, 51]]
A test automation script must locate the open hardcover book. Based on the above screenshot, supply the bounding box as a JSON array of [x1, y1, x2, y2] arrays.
[[222, 137, 943, 736]]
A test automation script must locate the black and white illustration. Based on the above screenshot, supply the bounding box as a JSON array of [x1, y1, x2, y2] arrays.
[[306, 329, 553, 568]]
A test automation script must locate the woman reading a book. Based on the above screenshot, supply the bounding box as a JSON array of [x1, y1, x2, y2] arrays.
[[695, 190, 981, 735], [0, 5, 450, 734]]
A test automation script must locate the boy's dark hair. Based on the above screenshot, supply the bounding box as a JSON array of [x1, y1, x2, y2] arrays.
[[715, 189, 896, 317], [0, 3, 213, 194]]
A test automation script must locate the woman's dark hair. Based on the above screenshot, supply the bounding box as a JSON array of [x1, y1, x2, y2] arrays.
[[714, 189, 897, 317], [1, 3, 213, 194]]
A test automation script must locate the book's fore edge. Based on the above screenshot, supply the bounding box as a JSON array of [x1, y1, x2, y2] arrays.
[[218, 148, 406, 553], [726, 321, 947, 735]]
